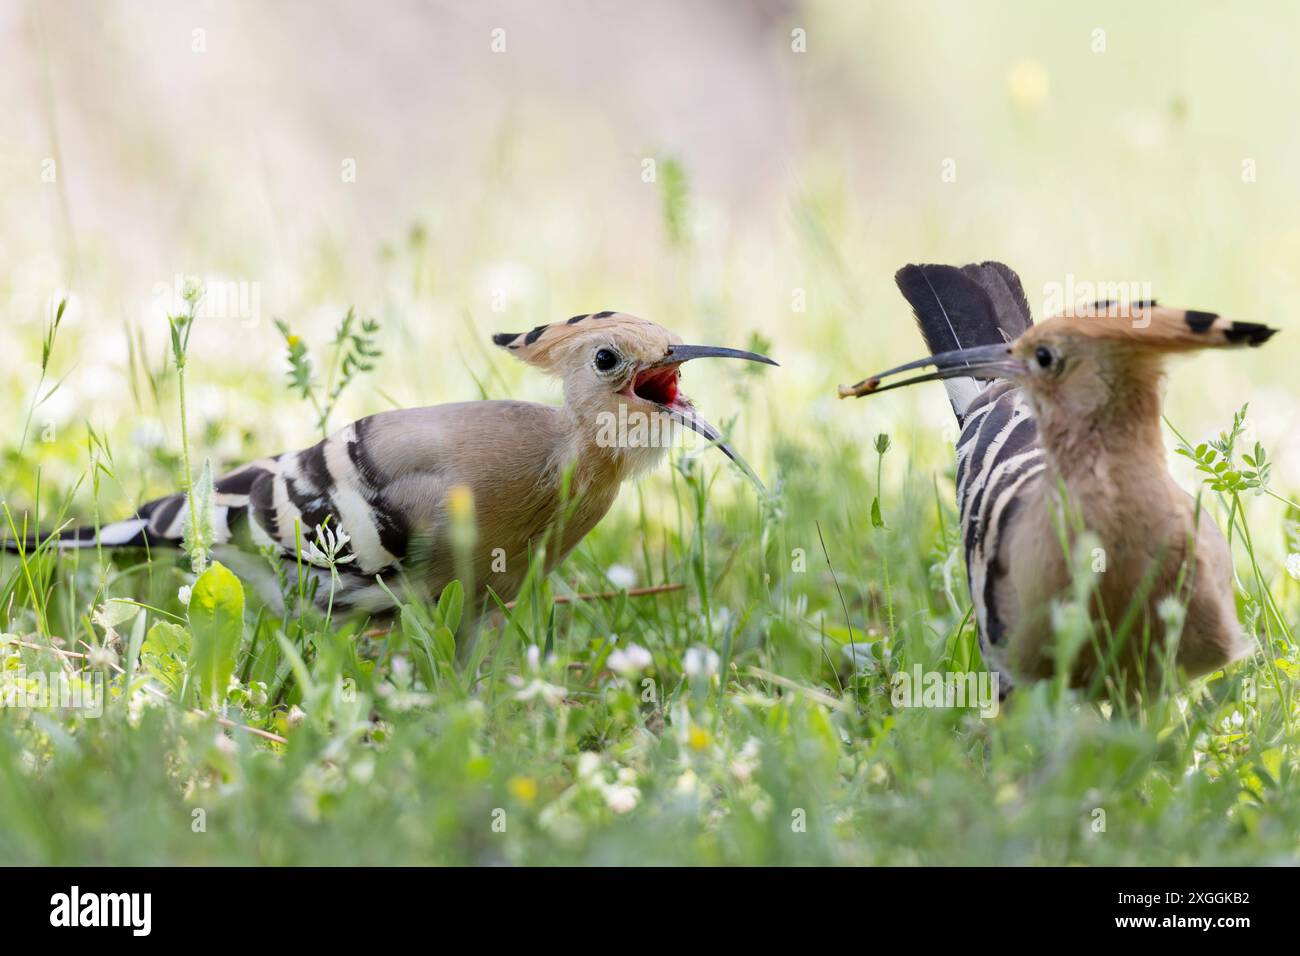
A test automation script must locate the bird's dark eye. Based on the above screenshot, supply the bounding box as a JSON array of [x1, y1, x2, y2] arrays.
[[594, 348, 621, 372], [1034, 346, 1054, 369]]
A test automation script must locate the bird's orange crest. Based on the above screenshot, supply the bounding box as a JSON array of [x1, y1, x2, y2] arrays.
[[492, 311, 681, 373], [1032, 304, 1276, 352]]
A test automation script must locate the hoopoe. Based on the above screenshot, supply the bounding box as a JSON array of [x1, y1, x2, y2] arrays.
[[5, 313, 774, 612], [840, 262, 1276, 693]]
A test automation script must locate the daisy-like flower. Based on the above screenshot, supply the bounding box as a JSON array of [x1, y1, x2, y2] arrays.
[[510, 676, 568, 707], [576, 752, 602, 780], [1156, 596, 1186, 628], [729, 737, 761, 783], [683, 645, 720, 680], [607, 642, 653, 675], [605, 564, 637, 589], [675, 769, 699, 795], [604, 784, 640, 814], [87, 645, 119, 672]]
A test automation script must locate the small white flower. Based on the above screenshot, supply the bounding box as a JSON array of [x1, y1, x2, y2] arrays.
[[286, 705, 307, 728], [1286, 553, 1300, 581], [131, 420, 167, 450], [606, 564, 637, 589], [683, 645, 720, 680], [511, 677, 567, 707], [87, 645, 118, 672], [607, 642, 653, 675], [729, 737, 761, 783], [249, 682, 269, 708], [577, 752, 602, 780], [1156, 596, 1185, 627], [177, 585, 192, 606], [605, 784, 640, 814], [303, 523, 356, 569], [349, 756, 375, 784], [526, 644, 541, 672]]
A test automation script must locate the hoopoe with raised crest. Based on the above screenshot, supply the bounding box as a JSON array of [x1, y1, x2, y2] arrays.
[[840, 262, 1276, 693], [5, 313, 774, 613]]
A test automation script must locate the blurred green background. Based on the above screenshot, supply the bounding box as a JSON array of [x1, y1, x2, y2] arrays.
[[4, 0, 1298, 517]]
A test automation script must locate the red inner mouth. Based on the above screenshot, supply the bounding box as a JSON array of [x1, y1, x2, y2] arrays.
[[630, 366, 681, 407]]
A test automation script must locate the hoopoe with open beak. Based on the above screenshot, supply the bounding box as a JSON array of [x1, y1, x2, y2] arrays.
[[840, 262, 1277, 693], [5, 313, 775, 612]]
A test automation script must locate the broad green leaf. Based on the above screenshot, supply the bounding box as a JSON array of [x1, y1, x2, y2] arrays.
[[187, 561, 245, 708], [93, 597, 142, 629], [401, 607, 438, 691], [182, 458, 217, 573], [433, 625, 456, 666], [123, 609, 148, 692], [437, 579, 464, 633], [142, 621, 191, 695]]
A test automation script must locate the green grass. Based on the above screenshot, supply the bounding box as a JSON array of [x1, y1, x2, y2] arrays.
[[2, 319, 1298, 863]]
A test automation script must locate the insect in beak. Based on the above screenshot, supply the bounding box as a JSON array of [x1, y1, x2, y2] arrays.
[[838, 342, 1024, 398]]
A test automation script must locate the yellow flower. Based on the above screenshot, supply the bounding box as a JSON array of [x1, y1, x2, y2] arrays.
[[508, 775, 538, 804], [1006, 58, 1049, 112], [447, 484, 475, 522], [286, 334, 300, 347], [687, 725, 712, 751]]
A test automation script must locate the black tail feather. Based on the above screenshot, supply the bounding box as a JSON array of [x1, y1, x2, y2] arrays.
[[894, 261, 1036, 419], [959, 261, 1033, 339], [895, 261, 1033, 355], [2, 518, 161, 554]]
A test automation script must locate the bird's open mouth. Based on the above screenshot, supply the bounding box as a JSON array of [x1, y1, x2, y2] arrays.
[[616, 341, 777, 491], [629, 365, 682, 408], [621, 364, 763, 490], [626, 343, 776, 409]]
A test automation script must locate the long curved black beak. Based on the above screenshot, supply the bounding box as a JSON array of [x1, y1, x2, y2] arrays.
[[663, 404, 766, 492], [838, 342, 1022, 398], [657, 344, 778, 367], [645, 343, 774, 491]]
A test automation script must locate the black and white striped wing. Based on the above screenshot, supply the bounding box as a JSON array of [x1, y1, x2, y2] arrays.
[[226, 418, 408, 571], [125, 417, 412, 606], [954, 381, 1045, 667]]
